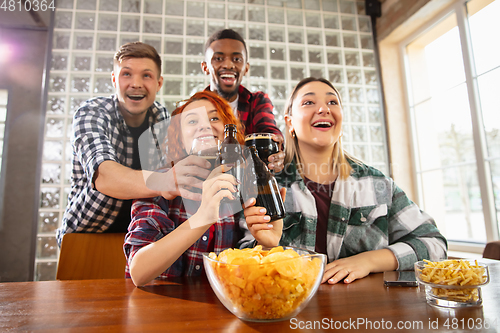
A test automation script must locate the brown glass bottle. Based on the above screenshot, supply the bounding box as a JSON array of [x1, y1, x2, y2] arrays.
[[247, 145, 285, 221], [217, 124, 245, 216]]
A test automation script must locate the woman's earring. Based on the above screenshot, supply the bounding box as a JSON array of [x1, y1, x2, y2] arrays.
[[290, 130, 296, 138]]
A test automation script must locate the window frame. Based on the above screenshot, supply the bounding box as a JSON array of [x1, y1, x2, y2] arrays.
[[399, 0, 499, 253]]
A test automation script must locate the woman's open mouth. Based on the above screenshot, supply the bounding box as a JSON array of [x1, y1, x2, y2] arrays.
[[312, 120, 334, 129], [195, 135, 217, 141]]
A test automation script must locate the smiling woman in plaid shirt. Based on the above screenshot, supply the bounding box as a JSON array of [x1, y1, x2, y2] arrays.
[[243, 78, 447, 285], [124, 91, 282, 287]]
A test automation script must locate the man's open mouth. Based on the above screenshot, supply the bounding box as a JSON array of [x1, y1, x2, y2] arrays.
[[219, 73, 237, 85], [128, 94, 146, 101]]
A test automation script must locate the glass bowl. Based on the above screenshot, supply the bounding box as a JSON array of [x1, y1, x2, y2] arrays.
[[203, 246, 327, 322], [414, 260, 490, 308]]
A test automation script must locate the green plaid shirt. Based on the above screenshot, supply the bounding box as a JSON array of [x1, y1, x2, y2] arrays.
[[255, 159, 447, 270]]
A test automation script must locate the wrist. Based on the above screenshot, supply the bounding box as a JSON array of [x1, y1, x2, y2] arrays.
[[365, 249, 398, 273], [160, 190, 176, 200], [189, 210, 217, 230]]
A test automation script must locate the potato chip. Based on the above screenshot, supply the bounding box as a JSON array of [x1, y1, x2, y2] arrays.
[[268, 246, 284, 254], [206, 246, 323, 320], [275, 257, 301, 278]]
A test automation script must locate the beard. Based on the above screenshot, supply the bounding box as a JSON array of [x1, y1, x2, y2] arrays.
[[216, 82, 239, 101]]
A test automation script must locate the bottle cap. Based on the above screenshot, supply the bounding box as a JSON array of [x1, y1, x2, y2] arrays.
[[224, 124, 237, 132]]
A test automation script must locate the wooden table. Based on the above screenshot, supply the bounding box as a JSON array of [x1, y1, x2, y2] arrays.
[[1, 262, 499, 332]]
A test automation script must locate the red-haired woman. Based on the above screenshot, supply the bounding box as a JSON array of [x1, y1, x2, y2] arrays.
[[124, 91, 271, 286], [166, 91, 245, 163]]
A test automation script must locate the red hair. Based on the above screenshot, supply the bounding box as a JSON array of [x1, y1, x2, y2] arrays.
[[166, 91, 245, 163]]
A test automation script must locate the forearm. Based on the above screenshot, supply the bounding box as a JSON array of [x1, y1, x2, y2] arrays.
[[361, 249, 398, 273], [94, 161, 161, 199], [129, 214, 211, 286]]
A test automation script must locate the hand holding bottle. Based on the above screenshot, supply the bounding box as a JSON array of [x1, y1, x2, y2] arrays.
[[242, 187, 286, 248], [268, 134, 285, 173], [190, 165, 239, 229], [244, 146, 285, 221]]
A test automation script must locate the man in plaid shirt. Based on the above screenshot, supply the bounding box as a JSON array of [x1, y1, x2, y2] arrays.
[[202, 29, 286, 173], [57, 42, 206, 245]]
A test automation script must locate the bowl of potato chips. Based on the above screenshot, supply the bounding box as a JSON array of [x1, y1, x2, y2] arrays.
[[415, 259, 490, 307], [203, 245, 326, 322]]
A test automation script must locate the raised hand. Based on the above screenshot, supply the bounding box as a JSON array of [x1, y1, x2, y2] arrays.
[[190, 165, 239, 228], [267, 134, 285, 173], [157, 155, 212, 201]]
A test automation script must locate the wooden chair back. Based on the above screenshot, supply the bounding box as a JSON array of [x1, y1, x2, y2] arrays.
[[56, 233, 127, 280], [483, 241, 500, 260]]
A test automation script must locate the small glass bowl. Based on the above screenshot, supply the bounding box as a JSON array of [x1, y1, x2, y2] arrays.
[[414, 260, 490, 308], [203, 247, 326, 322]]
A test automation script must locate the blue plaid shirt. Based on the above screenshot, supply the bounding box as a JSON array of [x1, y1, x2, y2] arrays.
[[57, 95, 169, 246]]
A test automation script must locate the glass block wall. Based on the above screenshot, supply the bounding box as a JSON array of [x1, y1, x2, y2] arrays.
[[37, 0, 387, 280]]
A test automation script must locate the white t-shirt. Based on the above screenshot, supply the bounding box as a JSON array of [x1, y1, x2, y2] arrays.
[[229, 95, 239, 119]]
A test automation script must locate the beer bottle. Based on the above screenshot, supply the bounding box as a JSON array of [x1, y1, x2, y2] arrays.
[[217, 124, 245, 216], [246, 145, 285, 221]]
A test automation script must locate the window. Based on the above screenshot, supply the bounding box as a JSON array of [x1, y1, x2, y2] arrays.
[[403, 0, 499, 247]]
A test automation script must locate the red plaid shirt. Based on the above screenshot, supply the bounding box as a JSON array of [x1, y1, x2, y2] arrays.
[[124, 197, 240, 279], [205, 85, 282, 137]]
